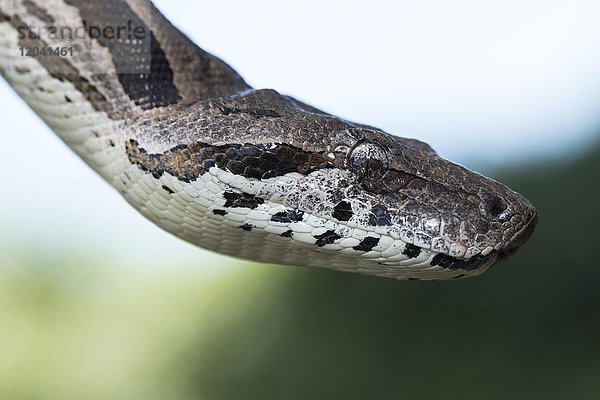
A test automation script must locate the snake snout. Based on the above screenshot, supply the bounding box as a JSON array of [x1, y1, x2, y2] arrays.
[[499, 208, 538, 260]]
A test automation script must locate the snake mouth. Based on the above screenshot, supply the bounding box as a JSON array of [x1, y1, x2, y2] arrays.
[[428, 208, 537, 274], [498, 210, 538, 260]]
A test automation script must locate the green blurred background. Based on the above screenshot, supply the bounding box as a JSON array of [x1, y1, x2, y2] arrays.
[[2, 141, 598, 400], [2, 0, 600, 399]]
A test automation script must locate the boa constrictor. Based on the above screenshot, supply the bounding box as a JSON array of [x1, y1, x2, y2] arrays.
[[0, 0, 537, 280]]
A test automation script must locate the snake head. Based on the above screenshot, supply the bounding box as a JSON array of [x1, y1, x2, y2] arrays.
[[328, 128, 538, 277], [124, 89, 537, 280]]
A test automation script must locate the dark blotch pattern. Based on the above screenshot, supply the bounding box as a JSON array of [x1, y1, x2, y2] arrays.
[[5, 14, 112, 115], [430, 253, 492, 271], [126, 140, 202, 182], [353, 237, 380, 252], [203, 160, 216, 170], [23, 0, 55, 24], [369, 204, 392, 226], [239, 223, 254, 231], [403, 244, 421, 259], [212, 209, 227, 216], [223, 192, 264, 209], [271, 209, 304, 223], [314, 230, 341, 247], [281, 230, 294, 238], [65, 0, 181, 109], [126, 140, 338, 183], [223, 143, 335, 179], [161, 185, 174, 194], [332, 201, 353, 222]]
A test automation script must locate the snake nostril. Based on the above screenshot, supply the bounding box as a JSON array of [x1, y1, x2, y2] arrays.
[[482, 193, 509, 220]]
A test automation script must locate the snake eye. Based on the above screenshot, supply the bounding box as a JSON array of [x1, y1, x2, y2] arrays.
[[348, 140, 389, 191]]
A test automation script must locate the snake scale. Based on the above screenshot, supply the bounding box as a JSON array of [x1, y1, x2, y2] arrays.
[[0, 0, 537, 280]]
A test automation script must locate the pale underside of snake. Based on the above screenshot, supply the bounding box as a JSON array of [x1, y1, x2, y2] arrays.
[[0, 0, 537, 280]]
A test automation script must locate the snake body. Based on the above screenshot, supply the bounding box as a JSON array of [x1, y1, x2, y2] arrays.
[[0, 0, 537, 280]]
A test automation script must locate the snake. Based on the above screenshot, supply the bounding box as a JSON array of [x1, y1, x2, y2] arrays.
[[0, 0, 537, 280]]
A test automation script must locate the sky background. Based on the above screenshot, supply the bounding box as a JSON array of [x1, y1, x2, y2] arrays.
[[1, 0, 599, 274]]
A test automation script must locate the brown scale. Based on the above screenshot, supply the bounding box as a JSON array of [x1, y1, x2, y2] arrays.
[[126, 140, 342, 182]]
